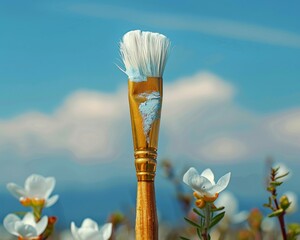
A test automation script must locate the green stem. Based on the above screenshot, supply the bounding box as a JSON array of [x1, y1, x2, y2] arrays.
[[32, 206, 43, 222], [201, 204, 211, 240], [273, 197, 287, 240], [271, 171, 287, 240]]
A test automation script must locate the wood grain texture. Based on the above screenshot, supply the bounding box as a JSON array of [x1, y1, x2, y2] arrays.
[[135, 181, 158, 240]]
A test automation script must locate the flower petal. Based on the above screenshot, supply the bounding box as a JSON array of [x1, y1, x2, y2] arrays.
[[201, 168, 215, 185], [44, 177, 56, 199], [261, 217, 276, 232], [71, 222, 81, 240], [35, 216, 48, 235], [25, 174, 48, 198], [45, 194, 59, 207], [22, 212, 36, 226], [7, 183, 26, 199], [3, 214, 20, 236], [216, 191, 237, 217], [99, 223, 112, 240], [214, 172, 231, 194], [232, 211, 248, 224], [15, 222, 37, 237], [183, 167, 199, 186], [183, 167, 212, 195], [77, 229, 100, 240], [81, 218, 99, 230]]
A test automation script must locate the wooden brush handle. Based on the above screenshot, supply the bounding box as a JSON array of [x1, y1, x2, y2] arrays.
[[135, 181, 158, 240]]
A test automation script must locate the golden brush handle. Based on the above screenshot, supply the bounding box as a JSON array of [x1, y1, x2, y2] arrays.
[[128, 78, 162, 240], [135, 149, 158, 240], [136, 181, 158, 240]]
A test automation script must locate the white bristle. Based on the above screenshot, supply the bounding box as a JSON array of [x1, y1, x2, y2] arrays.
[[119, 30, 171, 82]]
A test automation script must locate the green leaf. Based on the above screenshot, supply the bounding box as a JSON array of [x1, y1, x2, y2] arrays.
[[180, 237, 191, 240], [209, 211, 225, 229], [263, 203, 276, 211], [275, 172, 289, 180], [193, 208, 205, 218], [197, 228, 202, 239], [270, 181, 283, 186], [263, 203, 270, 208], [184, 217, 202, 229], [211, 206, 225, 212], [273, 166, 280, 173], [268, 208, 284, 217], [288, 223, 300, 235]]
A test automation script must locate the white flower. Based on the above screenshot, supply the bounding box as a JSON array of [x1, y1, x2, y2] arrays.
[[71, 218, 112, 240], [261, 217, 276, 232], [3, 212, 48, 239], [7, 174, 59, 207], [183, 167, 231, 197], [216, 191, 248, 228]]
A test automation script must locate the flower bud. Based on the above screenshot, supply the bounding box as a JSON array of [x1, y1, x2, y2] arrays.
[[237, 229, 252, 240], [48, 216, 57, 225], [195, 198, 206, 208], [248, 208, 263, 230], [203, 193, 219, 203], [193, 192, 202, 199], [20, 197, 31, 207], [109, 212, 124, 226], [41, 216, 57, 239], [280, 195, 290, 210]]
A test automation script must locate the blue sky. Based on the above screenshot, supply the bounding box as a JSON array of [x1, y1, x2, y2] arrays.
[[1, 0, 300, 117], [1, 0, 300, 224]]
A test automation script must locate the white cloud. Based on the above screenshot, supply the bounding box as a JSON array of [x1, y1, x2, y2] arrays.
[[67, 3, 300, 49], [200, 137, 248, 161], [0, 89, 129, 161], [58, 91, 127, 119], [164, 72, 234, 108], [1, 72, 300, 164], [267, 110, 300, 147]]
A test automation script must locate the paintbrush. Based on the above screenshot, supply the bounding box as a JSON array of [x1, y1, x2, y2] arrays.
[[120, 30, 170, 240]]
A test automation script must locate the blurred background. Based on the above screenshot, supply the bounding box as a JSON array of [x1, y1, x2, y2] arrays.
[[0, 0, 300, 239]]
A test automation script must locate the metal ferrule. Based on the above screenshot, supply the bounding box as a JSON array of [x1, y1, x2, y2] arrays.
[[128, 77, 162, 182], [135, 149, 157, 181]]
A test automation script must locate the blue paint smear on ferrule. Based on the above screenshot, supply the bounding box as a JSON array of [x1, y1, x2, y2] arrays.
[[138, 92, 161, 142]]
